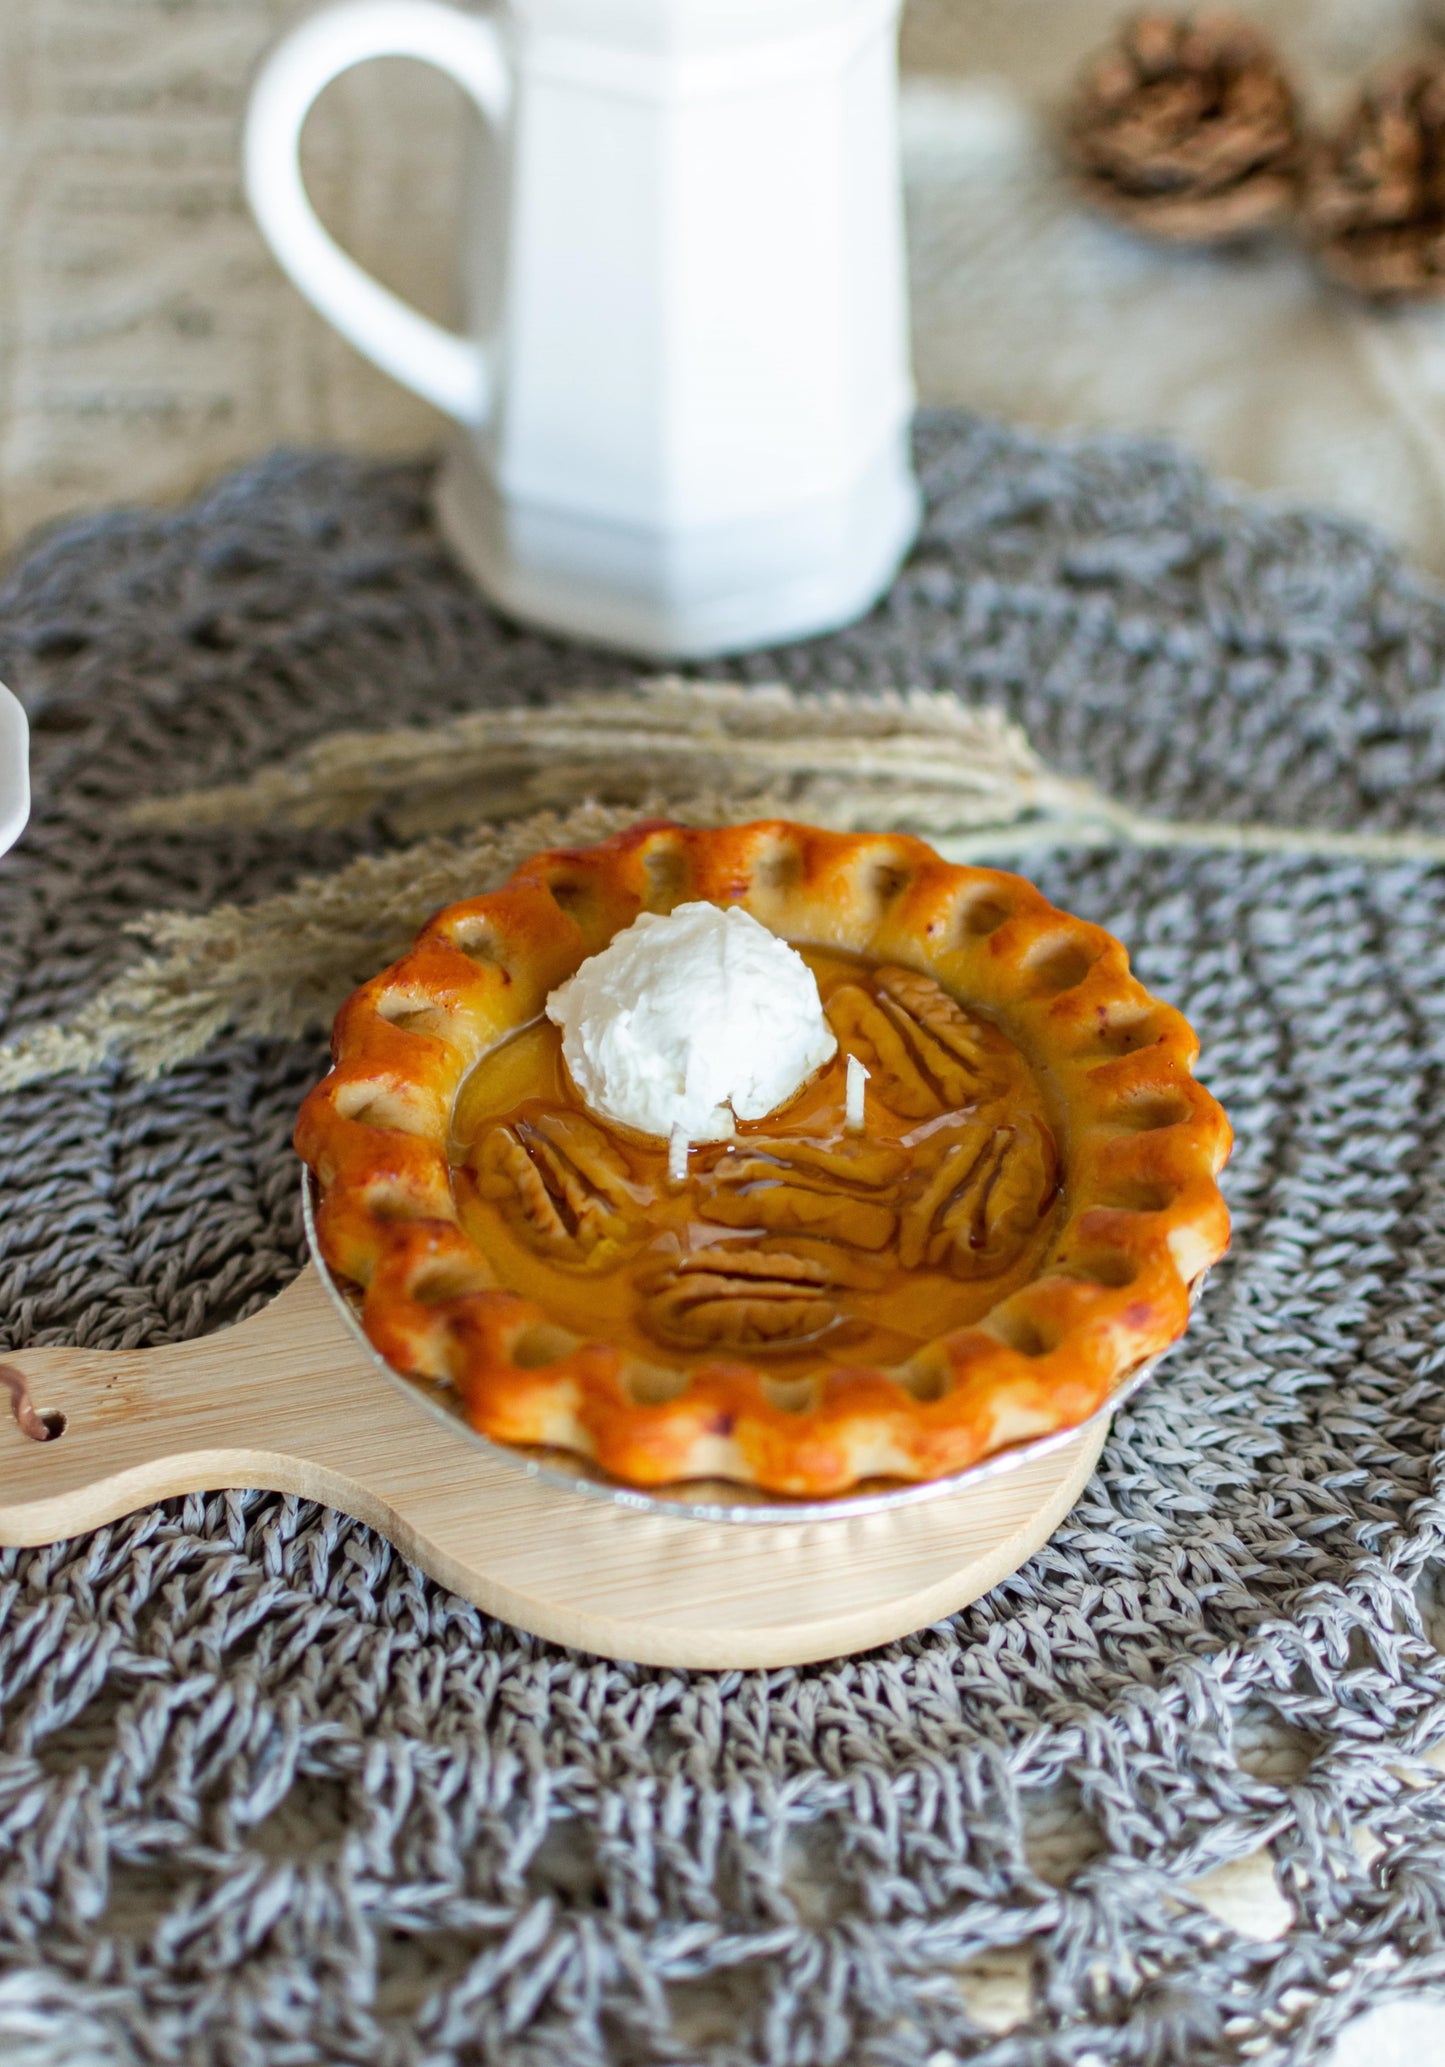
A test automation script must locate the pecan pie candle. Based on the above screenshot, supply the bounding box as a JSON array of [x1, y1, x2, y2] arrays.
[[297, 821, 1231, 1497]]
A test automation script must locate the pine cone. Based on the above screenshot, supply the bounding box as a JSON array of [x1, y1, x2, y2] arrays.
[[1065, 12, 1301, 243], [1306, 62, 1445, 298]]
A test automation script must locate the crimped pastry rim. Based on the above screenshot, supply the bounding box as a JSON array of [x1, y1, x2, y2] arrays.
[[296, 819, 1233, 1497], [302, 1164, 1198, 1521]]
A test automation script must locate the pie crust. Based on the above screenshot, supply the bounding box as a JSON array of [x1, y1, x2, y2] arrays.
[[296, 820, 1231, 1496]]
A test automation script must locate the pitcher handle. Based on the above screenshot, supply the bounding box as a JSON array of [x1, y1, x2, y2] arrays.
[[244, 0, 510, 425]]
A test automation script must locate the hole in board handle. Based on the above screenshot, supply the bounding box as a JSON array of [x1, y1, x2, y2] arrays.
[[0, 1365, 65, 1442]]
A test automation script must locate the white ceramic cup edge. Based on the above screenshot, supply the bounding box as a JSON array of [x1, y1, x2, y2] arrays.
[[0, 683, 32, 859]]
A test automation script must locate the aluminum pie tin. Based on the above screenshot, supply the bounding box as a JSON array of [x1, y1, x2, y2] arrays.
[[301, 1171, 1184, 1526]]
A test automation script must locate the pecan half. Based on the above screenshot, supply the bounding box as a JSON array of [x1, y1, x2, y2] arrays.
[[898, 1117, 1058, 1276], [827, 968, 1010, 1118], [700, 1134, 904, 1249], [641, 1241, 876, 1351], [474, 1111, 637, 1268]]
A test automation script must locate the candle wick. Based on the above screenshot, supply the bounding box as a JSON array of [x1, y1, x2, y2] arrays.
[[845, 1053, 869, 1132]]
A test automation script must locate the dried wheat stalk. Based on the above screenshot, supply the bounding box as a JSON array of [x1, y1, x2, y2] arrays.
[[0, 797, 738, 1092], [127, 676, 1103, 842], [6, 681, 1099, 1090], [12, 678, 1445, 1093]]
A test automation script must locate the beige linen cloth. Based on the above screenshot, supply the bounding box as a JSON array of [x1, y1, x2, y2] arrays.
[[3, 3, 1445, 2060], [5, 0, 1445, 564]]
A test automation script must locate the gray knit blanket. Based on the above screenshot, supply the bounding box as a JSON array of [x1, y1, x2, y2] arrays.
[[4, 413, 1445, 2066]]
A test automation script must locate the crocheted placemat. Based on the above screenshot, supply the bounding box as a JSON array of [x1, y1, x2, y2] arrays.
[[5, 413, 1445, 2066]]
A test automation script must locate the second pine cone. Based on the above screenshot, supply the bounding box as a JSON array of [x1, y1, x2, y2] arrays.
[[1307, 62, 1445, 299]]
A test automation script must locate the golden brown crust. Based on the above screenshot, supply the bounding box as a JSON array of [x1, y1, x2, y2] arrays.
[[296, 820, 1232, 1496]]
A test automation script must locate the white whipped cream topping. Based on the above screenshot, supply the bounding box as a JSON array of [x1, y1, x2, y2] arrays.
[[545, 901, 837, 1142]]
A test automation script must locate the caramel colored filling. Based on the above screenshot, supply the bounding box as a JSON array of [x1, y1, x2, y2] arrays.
[[448, 950, 1061, 1372]]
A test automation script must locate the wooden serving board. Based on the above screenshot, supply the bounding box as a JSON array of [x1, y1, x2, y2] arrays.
[[0, 1265, 1108, 1668]]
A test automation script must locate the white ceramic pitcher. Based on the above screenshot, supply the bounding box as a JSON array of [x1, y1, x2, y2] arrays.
[[244, 0, 920, 659]]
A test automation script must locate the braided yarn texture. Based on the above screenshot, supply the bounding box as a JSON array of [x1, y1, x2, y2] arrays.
[[4, 415, 1445, 2063]]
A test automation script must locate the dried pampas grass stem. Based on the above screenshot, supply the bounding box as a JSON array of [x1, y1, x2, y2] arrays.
[[0, 798, 731, 1092], [11, 677, 1445, 1094], [127, 677, 1103, 842]]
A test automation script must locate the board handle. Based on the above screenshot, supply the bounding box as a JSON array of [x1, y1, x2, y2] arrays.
[[0, 1262, 1118, 1667], [0, 1266, 421, 1545]]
